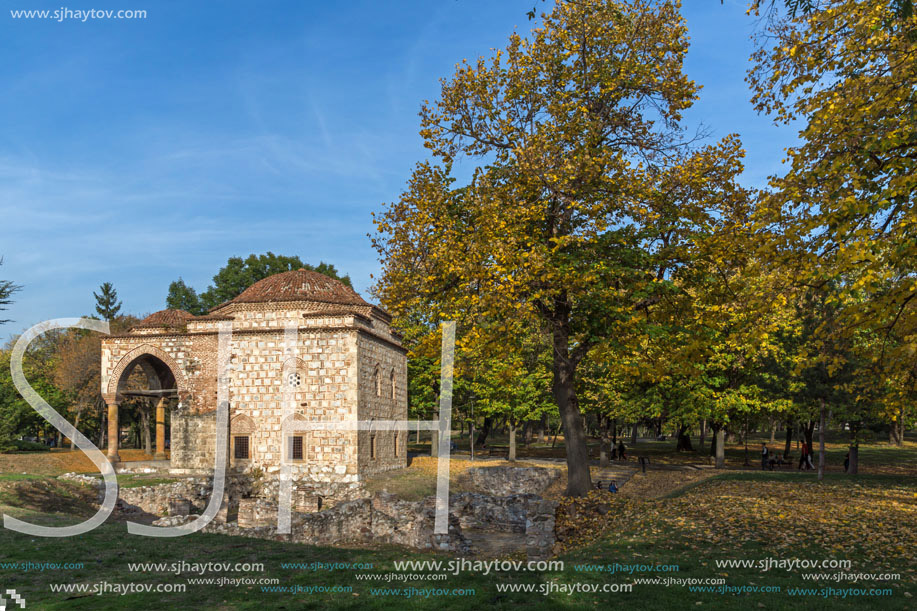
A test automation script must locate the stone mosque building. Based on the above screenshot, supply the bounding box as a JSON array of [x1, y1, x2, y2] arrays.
[[99, 269, 408, 483]]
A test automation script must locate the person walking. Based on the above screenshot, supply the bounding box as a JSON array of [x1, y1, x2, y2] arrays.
[[798, 440, 809, 470]]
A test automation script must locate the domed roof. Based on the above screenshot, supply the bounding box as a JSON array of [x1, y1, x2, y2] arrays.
[[136, 309, 195, 328], [230, 269, 369, 307]]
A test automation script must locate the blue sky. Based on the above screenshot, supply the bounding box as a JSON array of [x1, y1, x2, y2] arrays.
[[0, 0, 796, 338]]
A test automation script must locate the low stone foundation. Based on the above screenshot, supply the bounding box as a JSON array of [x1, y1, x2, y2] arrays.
[[467, 466, 561, 496], [116, 477, 253, 518], [60, 472, 558, 558], [206, 490, 556, 557]]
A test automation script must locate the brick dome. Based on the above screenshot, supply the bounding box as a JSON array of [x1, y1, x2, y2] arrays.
[[136, 309, 195, 328], [230, 269, 368, 307]]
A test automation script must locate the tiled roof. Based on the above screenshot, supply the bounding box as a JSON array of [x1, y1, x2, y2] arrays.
[[230, 269, 370, 307], [135, 309, 195, 328]]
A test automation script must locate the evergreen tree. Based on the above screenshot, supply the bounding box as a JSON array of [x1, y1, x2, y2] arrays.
[[93, 282, 122, 321]]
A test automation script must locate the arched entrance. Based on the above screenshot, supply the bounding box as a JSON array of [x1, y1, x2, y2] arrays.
[[104, 345, 189, 463]]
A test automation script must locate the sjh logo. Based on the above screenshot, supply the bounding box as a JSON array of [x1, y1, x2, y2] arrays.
[[0, 589, 25, 610]]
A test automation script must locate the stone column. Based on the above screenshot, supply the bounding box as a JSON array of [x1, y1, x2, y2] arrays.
[[154, 397, 168, 460], [106, 401, 120, 463]]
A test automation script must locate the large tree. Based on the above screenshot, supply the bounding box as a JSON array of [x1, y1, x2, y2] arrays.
[[374, 0, 746, 495], [749, 0, 917, 442], [0, 257, 21, 326], [176, 253, 353, 312], [165, 278, 204, 315]]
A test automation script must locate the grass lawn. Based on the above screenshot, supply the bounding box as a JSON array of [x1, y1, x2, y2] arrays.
[[0, 470, 911, 609], [0, 437, 914, 609]]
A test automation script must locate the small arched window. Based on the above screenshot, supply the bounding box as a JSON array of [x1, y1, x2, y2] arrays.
[[390, 369, 396, 400], [230, 414, 255, 462], [373, 366, 381, 397]]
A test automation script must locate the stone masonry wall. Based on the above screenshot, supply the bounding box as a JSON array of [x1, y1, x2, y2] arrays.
[[356, 333, 408, 476], [101, 301, 409, 483], [229, 324, 359, 481]]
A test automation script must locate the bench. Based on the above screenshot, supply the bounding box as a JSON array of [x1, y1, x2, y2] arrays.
[[487, 447, 510, 458]]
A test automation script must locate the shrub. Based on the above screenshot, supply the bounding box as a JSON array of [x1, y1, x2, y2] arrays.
[[4, 439, 51, 453]]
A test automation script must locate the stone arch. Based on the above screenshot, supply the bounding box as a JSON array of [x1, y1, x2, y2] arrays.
[[106, 343, 189, 400], [230, 413, 255, 463], [230, 413, 255, 435], [281, 412, 307, 427], [372, 364, 381, 397], [281, 357, 308, 390]]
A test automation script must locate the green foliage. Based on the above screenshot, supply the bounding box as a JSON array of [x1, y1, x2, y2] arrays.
[[93, 282, 122, 321], [374, 0, 750, 495], [165, 278, 203, 315], [171, 253, 353, 312], [0, 348, 67, 450], [0, 257, 21, 327], [5, 439, 50, 453], [748, 0, 914, 20]]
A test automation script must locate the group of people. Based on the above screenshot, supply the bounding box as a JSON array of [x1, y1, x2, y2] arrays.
[[595, 479, 618, 493], [610, 440, 627, 460], [759, 441, 817, 471]]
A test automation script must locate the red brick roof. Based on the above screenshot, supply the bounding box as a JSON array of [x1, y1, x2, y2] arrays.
[[230, 269, 369, 307], [135, 309, 195, 328]]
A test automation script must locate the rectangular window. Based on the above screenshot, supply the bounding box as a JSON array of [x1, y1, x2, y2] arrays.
[[370, 435, 376, 460], [289, 436, 304, 461], [233, 436, 250, 460]]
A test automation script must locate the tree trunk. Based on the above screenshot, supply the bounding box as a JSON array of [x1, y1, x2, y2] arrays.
[[769, 417, 776, 443], [523, 421, 533, 446], [699, 419, 707, 449], [817, 399, 826, 482], [550, 321, 591, 496], [783, 421, 793, 459], [537, 414, 547, 443], [803, 420, 815, 450], [599, 417, 609, 467], [675, 425, 693, 451], [891, 405, 905, 446], [715, 428, 725, 468], [509, 421, 517, 462], [709, 422, 724, 458], [431, 409, 439, 458], [477, 417, 493, 447], [631, 423, 638, 445], [848, 444, 859, 475], [70, 405, 83, 451], [743, 416, 750, 467]]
